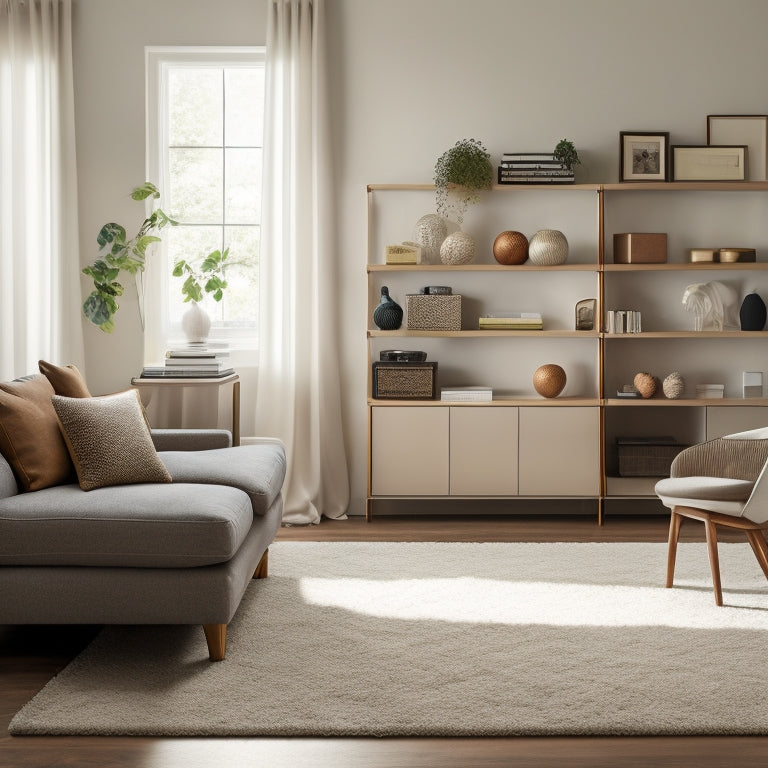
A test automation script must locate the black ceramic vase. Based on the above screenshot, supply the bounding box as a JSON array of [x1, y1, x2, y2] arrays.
[[373, 286, 403, 330], [740, 292, 767, 331]]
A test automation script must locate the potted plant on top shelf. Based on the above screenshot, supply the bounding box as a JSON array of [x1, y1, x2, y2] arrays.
[[553, 138, 581, 175], [433, 137, 493, 226]]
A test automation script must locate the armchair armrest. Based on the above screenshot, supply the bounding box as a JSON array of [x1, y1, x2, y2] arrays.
[[671, 436, 768, 481], [151, 429, 232, 452]]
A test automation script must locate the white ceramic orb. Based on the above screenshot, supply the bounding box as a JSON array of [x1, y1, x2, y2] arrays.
[[528, 229, 569, 266], [439, 231, 475, 265], [413, 214, 447, 264]]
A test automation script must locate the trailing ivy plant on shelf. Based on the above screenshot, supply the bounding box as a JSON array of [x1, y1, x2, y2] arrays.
[[82, 182, 177, 333], [433, 137, 493, 226]]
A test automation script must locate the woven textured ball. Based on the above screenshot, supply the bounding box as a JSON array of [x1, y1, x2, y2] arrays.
[[528, 229, 568, 266], [633, 372, 658, 399], [440, 231, 475, 265], [662, 372, 685, 399], [533, 364, 567, 398], [493, 230, 529, 265]]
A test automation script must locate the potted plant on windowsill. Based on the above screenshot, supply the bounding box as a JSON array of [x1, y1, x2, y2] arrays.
[[82, 182, 177, 333], [172, 247, 242, 343]]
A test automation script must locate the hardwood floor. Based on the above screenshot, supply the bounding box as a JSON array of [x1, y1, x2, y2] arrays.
[[2, 514, 765, 768]]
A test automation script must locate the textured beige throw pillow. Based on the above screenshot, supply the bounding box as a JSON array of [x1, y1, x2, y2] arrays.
[[52, 389, 172, 491]]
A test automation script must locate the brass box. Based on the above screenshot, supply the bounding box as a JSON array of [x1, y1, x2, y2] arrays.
[[406, 294, 462, 331], [372, 362, 437, 400], [613, 233, 668, 264]]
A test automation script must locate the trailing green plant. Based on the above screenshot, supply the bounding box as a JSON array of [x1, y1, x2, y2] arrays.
[[173, 247, 241, 304], [553, 139, 581, 171], [434, 138, 493, 225], [82, 182, 177, 333]]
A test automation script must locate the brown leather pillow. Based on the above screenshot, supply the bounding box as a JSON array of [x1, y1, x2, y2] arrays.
[[52, 389, 172, 491], [0, 375, 75, 491], [38, 360, 92, 398]]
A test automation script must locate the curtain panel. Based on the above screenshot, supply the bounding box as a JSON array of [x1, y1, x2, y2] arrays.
[[256, 0, 349, 524], [0, 0, 83, 381]]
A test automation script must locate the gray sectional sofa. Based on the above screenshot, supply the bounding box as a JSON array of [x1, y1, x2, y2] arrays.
[[0, 365, 286, 661]]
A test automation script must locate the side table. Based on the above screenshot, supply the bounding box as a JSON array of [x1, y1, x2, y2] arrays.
[[131, 372, 241, 446]]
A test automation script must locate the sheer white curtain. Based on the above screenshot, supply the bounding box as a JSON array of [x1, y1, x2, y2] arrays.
[[256, 0, 349, 524], [0, 0, 83, 381]]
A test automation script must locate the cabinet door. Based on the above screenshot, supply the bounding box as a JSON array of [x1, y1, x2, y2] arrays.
[[449, 407, 518, 495], [371, 407, 449, 495], [706, 406, 768, 440], [518, 407, 600, 495]]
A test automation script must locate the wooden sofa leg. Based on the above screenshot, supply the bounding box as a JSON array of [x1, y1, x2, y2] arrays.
[[666, 510, 683, 588], [253, 548, 269, 580], [203, 623, 227, 662]]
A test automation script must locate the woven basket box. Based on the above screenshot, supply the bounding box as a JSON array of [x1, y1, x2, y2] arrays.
[[406, 294, 462, 331], [372, 362, 437, 399], [617, 437, 687, 477]]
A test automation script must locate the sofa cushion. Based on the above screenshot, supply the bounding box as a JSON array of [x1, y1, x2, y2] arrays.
[[38, 360, 92, 397], [0, 374, 74, 491], [0, 482, 254, 567], [52, 389, 172, 491], [159, 442, 286, 516]]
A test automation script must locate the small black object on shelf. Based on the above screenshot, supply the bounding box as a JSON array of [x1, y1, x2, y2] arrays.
[[740, 292, 767, 331], [373, 286, 403, 330]]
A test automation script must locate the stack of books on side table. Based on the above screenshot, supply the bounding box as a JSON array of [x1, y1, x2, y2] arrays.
[[497, 153, 574, 185], [139, 342, 235, 379], [478, 312, 543, 330]]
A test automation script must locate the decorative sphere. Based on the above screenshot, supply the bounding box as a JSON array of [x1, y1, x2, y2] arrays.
[[528, 229, 569, 266], [533, 364, 567, 398], [662, 372, 685, 399], [633, 372, 658, 399], [440, 230, 475, 265], [493, 230, 529, 265], [413, 214, 447, 265]]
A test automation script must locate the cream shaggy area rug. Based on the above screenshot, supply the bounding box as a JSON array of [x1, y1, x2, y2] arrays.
[[10, 541, 768, 736]]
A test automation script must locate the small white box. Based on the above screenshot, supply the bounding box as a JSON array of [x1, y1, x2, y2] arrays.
[[743, 371, 763, 398]]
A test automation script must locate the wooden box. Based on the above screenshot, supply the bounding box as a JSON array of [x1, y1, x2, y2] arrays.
[[613, 233, 668, 264], [372, 362, 437, 399]]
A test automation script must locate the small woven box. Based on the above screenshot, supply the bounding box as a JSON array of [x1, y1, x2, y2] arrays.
[[406, 294, 462, 331]]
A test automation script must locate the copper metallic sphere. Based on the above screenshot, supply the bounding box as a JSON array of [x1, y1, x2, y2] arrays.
[[493, 230, 529, 265], [533, 364, 567, 398]]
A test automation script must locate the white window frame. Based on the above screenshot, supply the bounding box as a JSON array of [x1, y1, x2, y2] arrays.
[[144, 46, 265, 363]]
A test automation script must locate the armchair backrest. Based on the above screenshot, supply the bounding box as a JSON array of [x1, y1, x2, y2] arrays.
[[0, 453, 19, 500]]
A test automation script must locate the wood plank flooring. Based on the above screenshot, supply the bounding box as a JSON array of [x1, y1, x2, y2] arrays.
[[2, 514, 765, 768]]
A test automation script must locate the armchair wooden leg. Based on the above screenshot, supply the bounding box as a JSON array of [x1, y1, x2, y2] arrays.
[[203, 623, 227, 662], [745, 530, 768, 580], [666, 510, 683, 588], [253, 548, 269, 579], [704, 518, 723, 606]]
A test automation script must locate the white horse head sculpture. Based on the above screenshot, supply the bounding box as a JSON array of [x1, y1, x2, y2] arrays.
[[682, 281, 738, 331]]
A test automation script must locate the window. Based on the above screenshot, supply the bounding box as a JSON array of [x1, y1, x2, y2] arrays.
[[146, 47, 265, 350]]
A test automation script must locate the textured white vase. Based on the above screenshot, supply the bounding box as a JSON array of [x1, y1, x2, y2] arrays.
[[440, 230, 475, 265], [528, 229, 569, 266], [413, 214, 447, 264], [181, 302, 211, 343]]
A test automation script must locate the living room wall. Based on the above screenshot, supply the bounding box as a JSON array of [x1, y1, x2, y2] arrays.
[[72, 0, 768, 516]]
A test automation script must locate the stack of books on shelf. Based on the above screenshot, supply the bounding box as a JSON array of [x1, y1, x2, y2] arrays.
[[440, 386, 493, 402], [478, 312, 543, 330], [605, 310, 642, 334], [497, 153, 574, 185], [140, 342, 235, 379]]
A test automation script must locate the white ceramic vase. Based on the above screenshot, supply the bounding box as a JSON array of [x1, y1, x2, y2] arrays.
[[440, 230, 475, 265], [181, 302, 211, 343], [528, 229, 569, 266]]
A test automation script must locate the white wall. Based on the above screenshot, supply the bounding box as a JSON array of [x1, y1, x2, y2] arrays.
[[72, 0, 768, 515]]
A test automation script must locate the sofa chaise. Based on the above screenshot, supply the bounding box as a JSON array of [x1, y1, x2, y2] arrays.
[[0, 362, 286, 661]]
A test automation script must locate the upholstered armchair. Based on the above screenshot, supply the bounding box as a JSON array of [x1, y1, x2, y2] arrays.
[[655, 427, 768, 605]]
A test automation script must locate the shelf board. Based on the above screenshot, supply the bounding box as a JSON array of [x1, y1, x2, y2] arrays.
[[602, 331, 768, 339], [368, 396, 600, 407], [366, 183, 601, 192], [602, 181, 768, 191], [603, 262, 768, 271], [367, 263, 599, 272], [604, 398, 768, 406], [368, 329, 599, 338]]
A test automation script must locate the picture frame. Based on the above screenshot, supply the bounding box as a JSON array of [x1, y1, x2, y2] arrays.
[[671, 145, 748, 182], [619, 131, 669, 182], [707, 115, 768, 181], [575, 298, 596, 331]]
